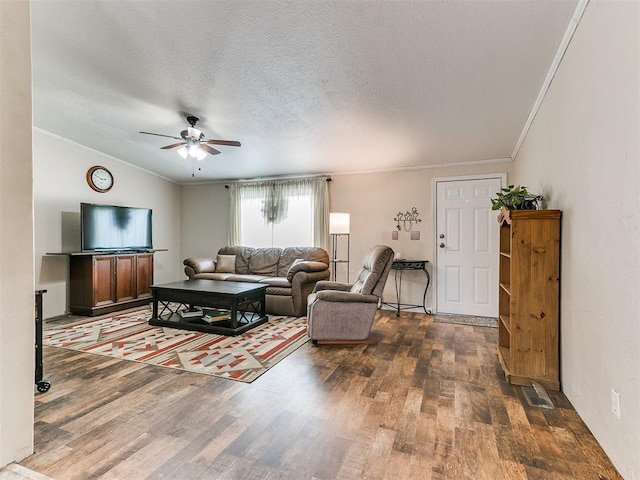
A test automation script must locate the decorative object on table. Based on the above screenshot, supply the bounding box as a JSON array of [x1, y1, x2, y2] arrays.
[[140, 114, 241, 160], [307, 245, 394, 344], [394, 207, 421, 231], [43, 307, 308, 383], [329, 212, 350, 282], [86, 165, 114, 192], [490, 185, 543, 225]]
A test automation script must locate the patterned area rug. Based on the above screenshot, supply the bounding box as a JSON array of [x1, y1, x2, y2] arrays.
[[433, 313, 498, 327], [43, 308, 308, 383]]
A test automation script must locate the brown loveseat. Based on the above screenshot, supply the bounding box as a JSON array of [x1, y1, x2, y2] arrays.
[[183, 246, 330, 317]]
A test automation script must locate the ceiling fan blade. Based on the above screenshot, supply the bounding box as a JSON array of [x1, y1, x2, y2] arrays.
[[139, 131, 182, 140], [201, 144, 221, 155], [202, 139, 241, 147], [160, 142, 185, 150]]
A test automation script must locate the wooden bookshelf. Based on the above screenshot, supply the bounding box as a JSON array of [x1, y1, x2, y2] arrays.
[[497, 210, 561, 390]]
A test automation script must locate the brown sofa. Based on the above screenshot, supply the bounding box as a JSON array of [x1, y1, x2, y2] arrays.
[[183, 246, 330, 317]]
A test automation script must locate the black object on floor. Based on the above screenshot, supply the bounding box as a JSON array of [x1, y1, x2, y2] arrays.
[[35, 289, 51, 393]]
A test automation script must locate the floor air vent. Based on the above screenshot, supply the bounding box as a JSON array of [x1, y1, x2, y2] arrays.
[[522, 381, 555, 409]]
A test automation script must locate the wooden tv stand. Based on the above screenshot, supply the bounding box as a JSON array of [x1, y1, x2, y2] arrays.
[[62, 251, 160, 316]]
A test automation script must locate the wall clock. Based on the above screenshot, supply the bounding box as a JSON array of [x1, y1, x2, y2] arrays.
[[86, 166, 114, 193]]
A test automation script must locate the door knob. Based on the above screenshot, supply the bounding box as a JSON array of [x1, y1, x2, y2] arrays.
[[439, 243, 445, 248], [439, 234, 445, 239]]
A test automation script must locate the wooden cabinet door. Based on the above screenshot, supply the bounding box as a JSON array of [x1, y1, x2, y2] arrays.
[[115, 255, 136, 303], [93, 256, 116, 307], [136, 254, 153, 299], [70, 252, 157, 316]]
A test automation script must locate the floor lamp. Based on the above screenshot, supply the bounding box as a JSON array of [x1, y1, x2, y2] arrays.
[[329, 212, 350, 282]]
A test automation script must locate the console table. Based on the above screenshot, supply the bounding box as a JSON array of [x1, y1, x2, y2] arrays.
[[383, 259, 431, 316], [47, 250, 166, 316]]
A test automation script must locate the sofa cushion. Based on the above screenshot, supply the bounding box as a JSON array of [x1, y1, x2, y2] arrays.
[[258, 276, 292, 288], [248, 248, 281, 276], [215, 254, 236, 273], [225, 274, 268, 283], [218, 246, 253, 274], [193, 272, 234, 280]]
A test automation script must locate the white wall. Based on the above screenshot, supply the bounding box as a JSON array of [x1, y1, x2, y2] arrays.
[[0, 0, 35, 466], [513, 1, 639, 478], [34, 130, 183, 319], [181, 161, 512, 311], [329, 164, 511, 310], [180, 183, 229, 261]]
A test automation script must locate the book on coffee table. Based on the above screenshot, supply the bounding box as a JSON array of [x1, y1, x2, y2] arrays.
[[179, 307, 203, 319], [202, 308, 230, 323]]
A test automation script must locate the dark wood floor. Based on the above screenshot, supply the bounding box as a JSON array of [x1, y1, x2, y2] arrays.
[[22, 310, 622, 480]]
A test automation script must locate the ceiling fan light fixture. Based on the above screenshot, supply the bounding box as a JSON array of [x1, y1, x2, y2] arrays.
[[177, 146, 188, 159], [140, 114, 241, 162], [188, 144, 201, 156], [187, 127, 202, 139]]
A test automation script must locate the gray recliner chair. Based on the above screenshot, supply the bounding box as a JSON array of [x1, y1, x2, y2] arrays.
[[306, 245, 394, 344]]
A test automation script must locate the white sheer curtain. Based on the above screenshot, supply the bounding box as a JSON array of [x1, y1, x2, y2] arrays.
[[228, 176, 329, 251]]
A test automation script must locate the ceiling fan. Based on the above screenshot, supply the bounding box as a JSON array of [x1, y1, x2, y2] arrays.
[[140, 115, 241, 160]]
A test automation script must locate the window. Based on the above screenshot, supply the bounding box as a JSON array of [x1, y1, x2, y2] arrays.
[[239, 192, 313, 247], [228, 177, 329, 249]]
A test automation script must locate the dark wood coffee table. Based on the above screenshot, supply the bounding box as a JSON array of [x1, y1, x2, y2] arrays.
[[149, 280, 268, 336]]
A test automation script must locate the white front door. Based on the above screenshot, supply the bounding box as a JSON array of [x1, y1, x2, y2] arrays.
[[435, 177, 503, 316]]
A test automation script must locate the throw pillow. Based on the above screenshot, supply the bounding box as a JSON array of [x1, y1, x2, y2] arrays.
[[215, 254, 236, 273]]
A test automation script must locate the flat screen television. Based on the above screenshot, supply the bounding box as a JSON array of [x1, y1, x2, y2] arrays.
[[81, 203, 153, 252]]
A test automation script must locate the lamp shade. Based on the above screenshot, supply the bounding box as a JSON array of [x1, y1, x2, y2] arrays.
[[329, 212, 350, 234], [177, 146, 189, 159]]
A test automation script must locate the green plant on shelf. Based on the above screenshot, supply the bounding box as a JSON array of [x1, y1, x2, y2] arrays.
[[491, 185, 543, 211]]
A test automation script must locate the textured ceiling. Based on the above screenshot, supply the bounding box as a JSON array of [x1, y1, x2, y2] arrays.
[[30, 0, 578, 183]]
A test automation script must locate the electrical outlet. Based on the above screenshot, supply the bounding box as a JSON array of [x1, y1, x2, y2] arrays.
[[611, 389, 621, 419]]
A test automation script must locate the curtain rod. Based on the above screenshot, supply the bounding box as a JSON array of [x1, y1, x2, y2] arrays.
[[224, 176, 331, 188]]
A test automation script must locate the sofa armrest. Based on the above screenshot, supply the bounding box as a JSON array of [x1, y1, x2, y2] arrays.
[[313, 280, 352, 293], [288, 268, 331, 316], [183, 257, 216, 279], [286, 260, 329, 282], [314, 290, 379, 303]]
